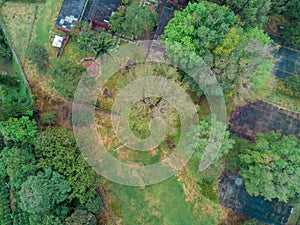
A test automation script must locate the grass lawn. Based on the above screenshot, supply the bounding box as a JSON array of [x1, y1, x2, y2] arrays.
[[0, 2, 36, 61], [105, 174, 224, 225]]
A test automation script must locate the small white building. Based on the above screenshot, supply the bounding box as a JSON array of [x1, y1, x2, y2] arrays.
[[52, 35, 64, 48]]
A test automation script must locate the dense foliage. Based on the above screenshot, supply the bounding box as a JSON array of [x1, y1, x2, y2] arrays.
[[269, 0, 300, 45], [163, 1, 274, 104], [187, 116, 234, 169], [34, 127, 100, 203], [283, 75, 300, 98], [239, 131, 300, 202], [110, 6, 157, 39], [210, 0, 271, 28]]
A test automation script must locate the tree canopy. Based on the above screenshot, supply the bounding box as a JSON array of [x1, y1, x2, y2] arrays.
[[163, 2, 274, 104], [19, 168, 71, 214], [239, 131, 300, 202], [210, 0, 271, 28], [110, 6, 157, 39], [34, 127, 100, 203]]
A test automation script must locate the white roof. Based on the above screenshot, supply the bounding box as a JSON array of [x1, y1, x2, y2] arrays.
[[52, 35, 64, 48]]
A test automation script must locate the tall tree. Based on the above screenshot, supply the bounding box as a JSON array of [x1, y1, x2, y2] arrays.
[[19, 169, 71, 214], [186, 116, 234, 169], [163, 2, 274, 104], [239, 131, 300, 202], [210, 0, 271, 28]]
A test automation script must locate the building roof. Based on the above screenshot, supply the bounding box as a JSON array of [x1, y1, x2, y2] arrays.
[[88, 0, 122, 27], [218, 172, 293, 225], [55, 0, 88, 32]]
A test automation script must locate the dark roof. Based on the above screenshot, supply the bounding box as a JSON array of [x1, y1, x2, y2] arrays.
[[56, 0, 88, 32], [88, 0, 122, 26], [218, 172, 293, 225]]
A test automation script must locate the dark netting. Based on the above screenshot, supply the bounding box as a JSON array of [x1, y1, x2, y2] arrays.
[[218, 172, 293, 225], [269, 34, 300, 78], [229, 100, 300, 140]]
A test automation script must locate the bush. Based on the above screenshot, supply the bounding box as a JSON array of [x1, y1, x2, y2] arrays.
[[26, 43, 48, 73], [41, 112, 56, 126], [85, 196, 102, 214]]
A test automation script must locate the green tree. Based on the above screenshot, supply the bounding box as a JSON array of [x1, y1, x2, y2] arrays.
[[187, 116, 234, 169], [281, 0, 300, 45], [239, 131, 300, 202], [48, 59, 88, 98], [0, 116, 37, 144], [1, 146, 36, 191], [110, 6, 157, 39], [163, 2, 273, 104], [210, 0, 271, 28], [19, 168, 71, 214], [0, 104, 34, 121], [26, 43, 49, 73], [163, 2, 236, 68], [34, 127, 100, 203], [78, 33, 116, 57]]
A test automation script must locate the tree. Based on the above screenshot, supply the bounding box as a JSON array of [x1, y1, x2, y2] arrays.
[[78, 33, 116, 57], [0, 104, 34, 121], [0, 116, 37, 144], [210, 0, 271, 28], [19, 169, 71, 214], [186, 116, 234, 169], [281, 0, 300, 45], [163, 2, 274, 104], [48, 59, 88, 98], [239, 131, 300, 202], [26, 43, 49, 73], [163, 2, 237, 68], [1, 146, 36, 191], [34, 127, 100, 203], [110, 6, 157, 39]]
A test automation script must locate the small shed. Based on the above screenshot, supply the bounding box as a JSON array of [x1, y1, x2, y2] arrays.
[[52, 35, 65, 48]]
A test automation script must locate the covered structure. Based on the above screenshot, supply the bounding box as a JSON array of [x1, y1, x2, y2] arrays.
[[88, 0, 122, 29], [55, 0, 89, 32], [218, 172, 293, 225], [52, 35, 64, 48]]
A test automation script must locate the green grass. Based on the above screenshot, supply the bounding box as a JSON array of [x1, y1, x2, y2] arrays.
[[106, 175, 223, 225]]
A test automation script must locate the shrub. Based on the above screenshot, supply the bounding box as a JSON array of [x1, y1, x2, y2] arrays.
[[41, 112, 56, 126]]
